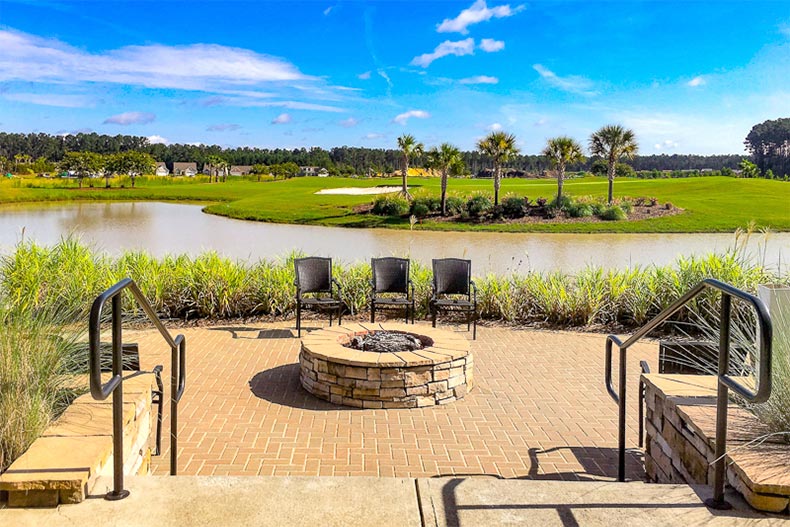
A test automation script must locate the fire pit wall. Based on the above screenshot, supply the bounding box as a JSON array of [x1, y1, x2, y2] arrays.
[[299, 323, 473, 409]]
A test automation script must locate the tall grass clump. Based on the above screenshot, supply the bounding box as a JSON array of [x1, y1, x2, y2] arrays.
[[0, 303, 85, 472]]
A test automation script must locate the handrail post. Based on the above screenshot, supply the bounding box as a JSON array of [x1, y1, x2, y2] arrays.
[[617, 344, 627, 482], [106, 295, 130, 501], [171, 341, 179, 476], [705, 293, 733, 510]]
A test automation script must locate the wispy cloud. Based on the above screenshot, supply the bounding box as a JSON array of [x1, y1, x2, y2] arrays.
[[323, 6, 333, 16], [393, 110, 430, 124], [532, 64, 598, 96], [654, 139, 679, 150], [437, 0, 523, 34], [3, 92, 96, 108], [271, 113, 292, 124], [459, 75, 499, 84], [0, 28, 348, 112], [479, 39, 504, 52], [103, 111, 156, 125], [358, 71, 371, 80], [340, 117, 359, 127], [780, 23, 790, 38], [206, 123, 241, 132], [411, 38, 475, 67], [687, 76, 706, 87], [486, 122, 503, 131], [363, 133, 384, 140], [147, 135, 170, 145]]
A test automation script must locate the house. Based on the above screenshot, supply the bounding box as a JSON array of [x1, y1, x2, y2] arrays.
[[299, 166, 329, 177], [172, 162, 198, 177], [155, 162, 169, 176], [229, 165, 252, 176]]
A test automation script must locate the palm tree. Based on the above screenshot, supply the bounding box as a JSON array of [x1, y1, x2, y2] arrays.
[[476, 131, 519, 206], [426, 143, 464, 215], [396, 134, 423, 199], [588, 125, 639, 204], [542, 136, 585, 205]]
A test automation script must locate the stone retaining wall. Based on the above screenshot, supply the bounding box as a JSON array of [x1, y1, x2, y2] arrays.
[[643, 373, 790, 514], [0, 373, 156, 507]]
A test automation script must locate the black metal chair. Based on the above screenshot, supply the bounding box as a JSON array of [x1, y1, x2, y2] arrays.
[[370, 257, 414, 324], [294, 257, 344, 337], [430, 258, 477, 339]]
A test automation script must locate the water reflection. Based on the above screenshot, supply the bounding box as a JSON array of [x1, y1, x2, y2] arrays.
[[1, 201, 787, 275]]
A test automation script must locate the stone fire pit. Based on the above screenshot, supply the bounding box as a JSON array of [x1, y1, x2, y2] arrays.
[[299, 323, 473, 408]]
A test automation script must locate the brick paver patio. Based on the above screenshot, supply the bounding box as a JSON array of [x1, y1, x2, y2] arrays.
[[131, 321, 657, 481]]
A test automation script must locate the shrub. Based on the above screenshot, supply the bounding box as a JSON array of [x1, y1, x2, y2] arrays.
[[599, 205, 627, 221], [567, 203, 593, 218], [371, 195, 409, 216], [665, 202, 674, 210], [501, 196, 527, 218], [410, 200, 430, 218], [445, 196, 465, 215], [590, 202, 606, 216], [549, 195, 572, 211], [466, 194, 492, 218], [536, 197, 548, 207], [619, 200, 633, 214], [649, 197, 658, 206]]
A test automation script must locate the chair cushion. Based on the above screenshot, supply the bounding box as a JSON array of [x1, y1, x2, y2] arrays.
[[373, 297, 411, 305], [431, 299, 474, 308]]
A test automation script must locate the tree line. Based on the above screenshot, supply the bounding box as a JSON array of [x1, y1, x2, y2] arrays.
[[0, 131, 756, 177]]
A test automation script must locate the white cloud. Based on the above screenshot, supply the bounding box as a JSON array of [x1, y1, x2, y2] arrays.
[[532, 64, 598, 96], [363, 133, 384, 140], [340, 117, 359, 127], [654, 140, 679, 150], [410, 38, 475, 68], [780, 23, 790, 38], [687, 76, 706, 87], [534, 118, 547, 126], [479, 39, 505, 52], [103, 111, 156, 125], [0, 29, 349, 113], [393, 110, 430, 125], [460, 75, 499, 84], [206, 123, 241, 132], [437, 0, 523, 34], [3, 92, 95, 108], [358, 71, 371, 80], [147, 135, 170, 145], [486, 122, 503, 131], [323, 6, 333, 16], [271, 113, 292, 124]]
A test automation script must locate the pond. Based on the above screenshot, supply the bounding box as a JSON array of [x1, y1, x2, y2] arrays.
[[1, 201, 788, 275]]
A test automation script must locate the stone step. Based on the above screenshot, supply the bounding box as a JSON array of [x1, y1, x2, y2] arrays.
[[1, 475, 785, 526]]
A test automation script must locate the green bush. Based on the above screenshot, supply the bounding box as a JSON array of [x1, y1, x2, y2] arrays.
[[410, 201, 430, 218], [549, 195, 572, 211], [371, 195, 409, 216], [445, 196, 465, 215], [501, 196, 527, 218], [567, 203, 593, 218], [466, 194, 492, 218], [599, 205, 627, 221]]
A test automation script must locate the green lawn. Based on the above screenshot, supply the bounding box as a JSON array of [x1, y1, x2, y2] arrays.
[[1, 175, 788, 233]]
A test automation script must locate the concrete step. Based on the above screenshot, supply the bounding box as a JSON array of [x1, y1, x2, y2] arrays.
[[1, 475, 785, 526]]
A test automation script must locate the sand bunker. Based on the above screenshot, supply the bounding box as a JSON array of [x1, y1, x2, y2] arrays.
[[315, 186, 401, 195]]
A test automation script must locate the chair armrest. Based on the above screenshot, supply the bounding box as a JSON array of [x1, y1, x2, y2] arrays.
[[408, 280, 415, 299], [332, 278, 343, 294], [470, 280, 477, 303]]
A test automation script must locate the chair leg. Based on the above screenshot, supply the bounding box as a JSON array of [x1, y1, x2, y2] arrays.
[[431, 306, 437, 328], [338, 305, 342, 326], [371, 303, 375, 323], [412, 301, 415, 324], [473, 314, 477, 340], [329, 309, 333, 327], [467, 311, 471, 332], [296, 302, 301, 338]]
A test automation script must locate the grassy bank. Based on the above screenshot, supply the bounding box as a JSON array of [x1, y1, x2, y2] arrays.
[[2, 238, 782, 329], [1, 175, 789, 232]]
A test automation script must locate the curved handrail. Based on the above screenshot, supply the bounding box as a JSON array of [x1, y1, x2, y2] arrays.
[[604, 278, 772, 509], [88, 278, 187, 499]]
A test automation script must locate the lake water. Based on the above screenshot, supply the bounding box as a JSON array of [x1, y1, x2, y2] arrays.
[[1, 201, 788, 275]]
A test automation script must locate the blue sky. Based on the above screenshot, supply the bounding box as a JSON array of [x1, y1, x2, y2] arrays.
[[0, 0, 788, 154]]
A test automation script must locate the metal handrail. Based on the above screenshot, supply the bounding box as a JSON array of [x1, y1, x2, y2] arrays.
[[89, 278, 187, 500], [604, 278, 772, 509]]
